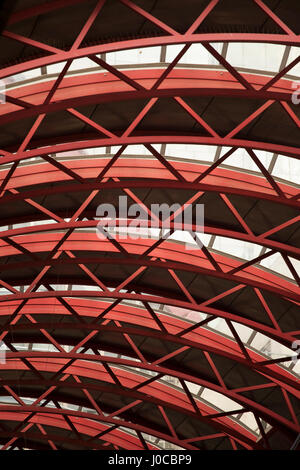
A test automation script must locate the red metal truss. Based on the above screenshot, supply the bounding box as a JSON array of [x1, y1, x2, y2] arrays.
[[0, 0, 298, 451]]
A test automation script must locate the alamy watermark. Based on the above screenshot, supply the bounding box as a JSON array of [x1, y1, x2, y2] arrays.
[[96, 196, 204, 249], [292, 81, 300, 105], [291, 340, 300, 366], [0, 341, 7, 364], [0, 79, 6, 105]]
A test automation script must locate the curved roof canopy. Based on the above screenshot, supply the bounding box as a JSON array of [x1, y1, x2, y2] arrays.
[[0, 0, 299, 450]]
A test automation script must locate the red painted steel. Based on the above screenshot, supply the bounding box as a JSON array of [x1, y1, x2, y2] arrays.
[[0, 0, 298, 450]]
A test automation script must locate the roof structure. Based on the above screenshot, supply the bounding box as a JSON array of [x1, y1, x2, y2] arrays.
[[0, 0, 298, 450]]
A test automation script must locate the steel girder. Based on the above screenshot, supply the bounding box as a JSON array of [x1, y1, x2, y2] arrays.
[[0, 0, 299, 451]]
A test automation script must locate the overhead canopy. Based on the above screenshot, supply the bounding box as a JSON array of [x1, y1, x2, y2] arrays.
[[0, 0, 299, 450]]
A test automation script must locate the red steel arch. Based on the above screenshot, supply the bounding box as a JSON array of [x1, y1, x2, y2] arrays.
[[0, 0, 299, 450]]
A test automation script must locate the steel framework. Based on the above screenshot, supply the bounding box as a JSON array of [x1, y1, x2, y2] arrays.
[[0, 0, 298, 450]]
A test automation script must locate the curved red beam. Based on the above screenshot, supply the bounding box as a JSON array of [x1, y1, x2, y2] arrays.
[[0, 405, 197, 450], [1, 296, 298, 352], [1, 158, 298, 201], [0, 361, 260, 448], [1, 136, 299, 166], [1, 34, 299, 82], [0, 413, 160, 450], [0, 235, 297, 298], [1, 177, 299, 211], [4, 318, 299, 391], [0, 220, 298, 260], [0, 0, 298, 450], [2, 69, 295, 122], [3, 353, 299, 437], [0, 290, 296, 349], [0, 70, 299, 160]]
